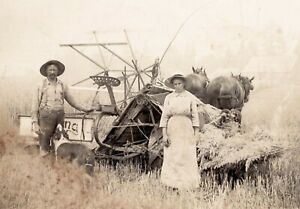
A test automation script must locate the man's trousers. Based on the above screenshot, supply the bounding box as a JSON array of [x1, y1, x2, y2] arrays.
[[38, 109, 64, 152]]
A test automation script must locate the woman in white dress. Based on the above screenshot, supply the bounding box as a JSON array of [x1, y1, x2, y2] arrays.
[[159, 74, 200, 190]]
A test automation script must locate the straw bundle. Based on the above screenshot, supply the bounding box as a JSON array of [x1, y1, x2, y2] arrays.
[[197, 125, 286, 174]]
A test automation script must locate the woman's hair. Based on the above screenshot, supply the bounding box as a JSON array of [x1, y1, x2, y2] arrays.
[[171, 77, 186, 89]]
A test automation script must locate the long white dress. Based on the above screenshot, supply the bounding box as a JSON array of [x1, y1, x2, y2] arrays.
[[159, 90, 200, 190]]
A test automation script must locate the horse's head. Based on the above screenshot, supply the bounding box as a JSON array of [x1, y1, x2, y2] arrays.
[[232, 73, 254, 102], [192, 66, 209, 87], [192, 66, 207, 76]]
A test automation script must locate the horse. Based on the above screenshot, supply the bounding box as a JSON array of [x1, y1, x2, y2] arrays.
[[206, 73, 254, 121], [185, 66, 210, 102]]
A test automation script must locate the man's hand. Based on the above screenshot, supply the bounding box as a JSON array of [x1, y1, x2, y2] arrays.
[[83, 107, 95, 113], [32, 122, 41, 135]]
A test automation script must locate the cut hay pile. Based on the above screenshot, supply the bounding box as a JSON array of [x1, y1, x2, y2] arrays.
[[193, 102, 287, 176], [197, 126, 286, 174]]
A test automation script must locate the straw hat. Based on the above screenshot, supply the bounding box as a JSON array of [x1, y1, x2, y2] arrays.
[[164, 73, 186, 89], [40, 60, 65, 77]]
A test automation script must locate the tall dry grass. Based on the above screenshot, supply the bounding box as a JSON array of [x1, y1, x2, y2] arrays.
[[0, 133, 299, 209], [0, 77, 33, 133], [0, 77, 299, 209]]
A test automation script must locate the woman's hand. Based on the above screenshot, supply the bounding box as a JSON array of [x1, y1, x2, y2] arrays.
[[162, 127, 171, 147], [194, 127, 199, 139], [162, 135, 171, 148]]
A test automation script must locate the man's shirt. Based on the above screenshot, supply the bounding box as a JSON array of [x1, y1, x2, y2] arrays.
[[31, 78, 72, 122]]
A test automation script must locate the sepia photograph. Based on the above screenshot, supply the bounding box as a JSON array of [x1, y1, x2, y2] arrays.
[[0, 0, 299, 208]]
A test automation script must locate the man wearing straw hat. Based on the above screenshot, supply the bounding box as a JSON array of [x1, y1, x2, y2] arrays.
[[31, 60, 93, 157]]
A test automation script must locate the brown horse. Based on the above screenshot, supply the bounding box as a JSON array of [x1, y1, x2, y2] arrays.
[[206, 73, 254, 112], [185, 66, 209, 102]]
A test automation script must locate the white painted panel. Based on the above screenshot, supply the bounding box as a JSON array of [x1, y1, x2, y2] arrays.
[[19, 115, 94, 142]]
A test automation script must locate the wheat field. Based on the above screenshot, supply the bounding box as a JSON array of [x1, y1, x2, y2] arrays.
[[0, 78, 299, 209]]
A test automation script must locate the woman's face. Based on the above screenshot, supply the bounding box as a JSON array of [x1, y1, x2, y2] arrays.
[[172, 78, 185, 92]]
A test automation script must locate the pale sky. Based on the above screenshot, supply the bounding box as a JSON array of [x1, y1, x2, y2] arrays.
[[1, 0, 300, 82]]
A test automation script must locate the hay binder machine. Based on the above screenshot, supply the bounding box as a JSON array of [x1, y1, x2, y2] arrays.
[[18, 31, 285, 182]]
